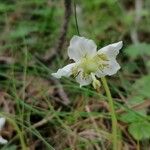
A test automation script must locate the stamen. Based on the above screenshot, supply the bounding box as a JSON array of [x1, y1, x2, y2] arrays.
[[97, 53, 109, 61], [72, 65, 80, 78]]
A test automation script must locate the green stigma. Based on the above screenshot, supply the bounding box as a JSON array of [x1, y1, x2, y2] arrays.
[[72, 53, 109, 78]]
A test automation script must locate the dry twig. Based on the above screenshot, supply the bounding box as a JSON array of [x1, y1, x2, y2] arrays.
[[51, 77, 70, 105], [45, 0, 72, 64]]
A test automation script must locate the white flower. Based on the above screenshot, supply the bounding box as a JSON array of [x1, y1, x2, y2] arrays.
[[52, 36, 123, 88], [0, 117, 8, 144]]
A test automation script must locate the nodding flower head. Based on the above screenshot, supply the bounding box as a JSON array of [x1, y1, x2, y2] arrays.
[[52, 35, 123, 88]]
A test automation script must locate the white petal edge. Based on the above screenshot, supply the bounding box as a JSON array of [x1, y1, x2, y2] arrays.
[[76, 72, 92, 87], [0, 118, 6, 131], [0, 136, 8, 144], [68, 35, 97, 61], [95, 59, 120, 77], [104, 59, 121, 76], [51, 63, 75, 79], [98, 41, 123, 59]]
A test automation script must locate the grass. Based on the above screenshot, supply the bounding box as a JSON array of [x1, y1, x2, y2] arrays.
[[0, 0, 150, 149]]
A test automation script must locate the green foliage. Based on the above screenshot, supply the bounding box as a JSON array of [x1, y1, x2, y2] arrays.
[[9, 25, 38, 39], [78, 0, 124, 43], [120, 110, 150, 141], [132, 75, 150, 98], [1, 145, 17, 150], [0, 3, 14, 13], [0, 0, 150, 149], [128, 121, 150, 140], [125, 43, 150, 59], [0, 0, 63, 54], [120, 111, 145, 123], [120, 75, 150, 141]]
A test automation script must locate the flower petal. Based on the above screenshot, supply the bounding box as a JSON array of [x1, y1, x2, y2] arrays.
[[68, 35, 97, 61], [104, 59, 120, 76], [95, 59, 120, 77], [0, 136, 8, 144], [75, 72, 92, 87], [51, 63, 75, 78], [95, 70, 106, 78], [98, 41, 123, 59], [95, 41, 122, 77], [0, 118, 6, 131]]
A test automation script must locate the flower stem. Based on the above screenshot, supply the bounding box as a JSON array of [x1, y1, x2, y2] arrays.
[[101, 77, 118, 150]]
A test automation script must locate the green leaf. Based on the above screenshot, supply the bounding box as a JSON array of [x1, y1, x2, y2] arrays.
[[0, 3, 14, 13], [119, 96, 147, 123], [132, 75, 150, 98], [125, 43, 150, 59], [119, 111, 145, 123], [1, 145, 17, 150], [9, 25, 38, 39], [128, 121, 150, 140]]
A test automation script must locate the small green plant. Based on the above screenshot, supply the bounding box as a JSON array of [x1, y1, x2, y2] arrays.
[[52, 35, 123, 150]]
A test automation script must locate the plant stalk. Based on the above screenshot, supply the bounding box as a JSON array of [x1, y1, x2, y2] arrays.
[[101, 77, 118, 150]]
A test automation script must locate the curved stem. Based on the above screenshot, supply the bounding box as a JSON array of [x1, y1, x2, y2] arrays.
[[101, 77, 118, 150]]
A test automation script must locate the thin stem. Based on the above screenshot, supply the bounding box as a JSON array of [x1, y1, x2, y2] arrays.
[[73, 0, 80, 36], [101, 77, 118, 150], [21, 47, 28, 133], [137, 140, 140, 150]]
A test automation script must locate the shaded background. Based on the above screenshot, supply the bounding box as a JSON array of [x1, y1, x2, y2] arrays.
[[0, 0, 150, 149]]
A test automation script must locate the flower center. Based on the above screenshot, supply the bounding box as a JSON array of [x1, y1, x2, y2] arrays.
[[79, 56, 98, 74], [72, 53, 109, 77]]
